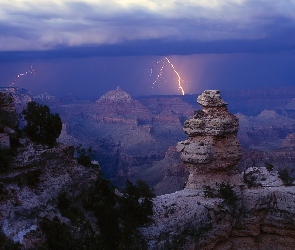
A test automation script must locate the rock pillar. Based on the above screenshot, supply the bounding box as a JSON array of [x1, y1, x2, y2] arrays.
[[176, 90, 242, 189]]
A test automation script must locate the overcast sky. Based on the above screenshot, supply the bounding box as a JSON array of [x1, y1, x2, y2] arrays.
[[0, 0, 295, 99]]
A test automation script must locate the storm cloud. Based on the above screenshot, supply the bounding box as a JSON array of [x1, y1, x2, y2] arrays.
[[1, 0, 295, 56]]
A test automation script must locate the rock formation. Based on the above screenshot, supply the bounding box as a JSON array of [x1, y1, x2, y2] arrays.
[[176, 90, 242, 189], [143, 90, 295, 250], [96, 86, 132, 103], [0, 91, 99, 247]]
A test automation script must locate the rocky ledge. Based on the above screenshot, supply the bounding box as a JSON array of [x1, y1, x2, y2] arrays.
[[143, 90, 295, 250]]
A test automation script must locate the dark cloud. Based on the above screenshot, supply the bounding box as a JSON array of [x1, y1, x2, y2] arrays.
[[1, 31, 295, 63], [1, 0, 295, 52]]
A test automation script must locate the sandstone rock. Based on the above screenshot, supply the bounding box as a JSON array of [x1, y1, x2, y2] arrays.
[[197, 90, 227, 107], [177, 90, 242, 188], [243, 166, 284, 187], [143, 184, 295, 249]]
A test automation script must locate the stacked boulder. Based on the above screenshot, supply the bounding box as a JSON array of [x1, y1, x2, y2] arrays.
[[177, 90, 242, 188]]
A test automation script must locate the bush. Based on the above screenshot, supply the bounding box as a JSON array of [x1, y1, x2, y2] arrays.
[[76, 144, 93, 167], [278, 168, 294, 186], [218, 182, 239, 206], [203, 185, 217, 198], [21, 101, 62, 146], [0, 148, 14, 172], [120, 180, 155, 228], [16, 169, 42, 188], [265, 163, 274, 172], [83, 176, 154, 249], [58, 192, 71, 212], [40, 216, 80, 250], [203, 182, 239, 206]]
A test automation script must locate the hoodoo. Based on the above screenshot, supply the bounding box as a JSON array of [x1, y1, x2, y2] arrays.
[[177, 90, 242, 189]]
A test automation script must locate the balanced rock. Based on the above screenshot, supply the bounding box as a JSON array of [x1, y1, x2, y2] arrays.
[[177, 90, 242, 188]]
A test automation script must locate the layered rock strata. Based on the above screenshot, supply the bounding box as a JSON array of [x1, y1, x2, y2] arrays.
[[143, 90, 295, 250], [176, 90, 242, 188]]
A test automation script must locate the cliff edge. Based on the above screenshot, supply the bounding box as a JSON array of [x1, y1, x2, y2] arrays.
[[143, 90, 295, 250]]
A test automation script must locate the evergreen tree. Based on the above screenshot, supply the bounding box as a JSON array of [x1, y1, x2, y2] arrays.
[[21, 101, 62, 146]]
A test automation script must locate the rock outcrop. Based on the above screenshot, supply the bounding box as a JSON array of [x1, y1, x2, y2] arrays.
[[143, 90, 295, 250], [0, 91, 99, 247], [176, 90, 242, 188]]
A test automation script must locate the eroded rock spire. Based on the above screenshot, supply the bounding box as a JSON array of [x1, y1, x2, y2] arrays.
[[177, 90, 242, 188]]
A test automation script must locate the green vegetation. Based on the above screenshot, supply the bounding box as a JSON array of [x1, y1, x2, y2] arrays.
[[0, 148, 14, 172], [41, 174, 155, 250], [265, 163, 274, 172], [39, 216, 101, 250], [76, 144, 93, 167], [278, 168, 294, 186], [21, 101, 62, 146], [203, 182, 239, 206], [83, 176, 154, 249]]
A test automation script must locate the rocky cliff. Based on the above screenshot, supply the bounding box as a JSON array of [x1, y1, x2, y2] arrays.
[[143, 90, 295, 250], [0, 91, 99, 248]]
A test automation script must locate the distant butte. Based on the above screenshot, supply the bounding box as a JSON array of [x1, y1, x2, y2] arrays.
[[96, 86, 132, 103]]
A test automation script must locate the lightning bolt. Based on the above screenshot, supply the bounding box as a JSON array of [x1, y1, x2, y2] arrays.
[[148, 57, 185, 95], [164, 57, 185, 95], [10, 65, 36, 87], [151, 60, 165, 87]]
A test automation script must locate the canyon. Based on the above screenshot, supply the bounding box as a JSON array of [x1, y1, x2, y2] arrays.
[[32, 86, 295, 194], [1, 87, 295, 249]]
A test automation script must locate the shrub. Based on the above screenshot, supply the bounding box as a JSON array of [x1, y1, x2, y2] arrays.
[[21, 101, 62, 146], [218, 182, 239, 206], [40, 216, 79, 250], [83, 176, 154, 249], [265, 163, 274, 172], [203, 182, 239, 206], [120, 180, 155, 228], [203, 185, 216, 198], [58, 192, 71, 212], [76, 144, 93, 167], [0, 148, 14, 172], [278, 168, 294, 186]]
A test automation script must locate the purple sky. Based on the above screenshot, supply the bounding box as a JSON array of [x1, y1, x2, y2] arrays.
[[0, 0, 295, 99]]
